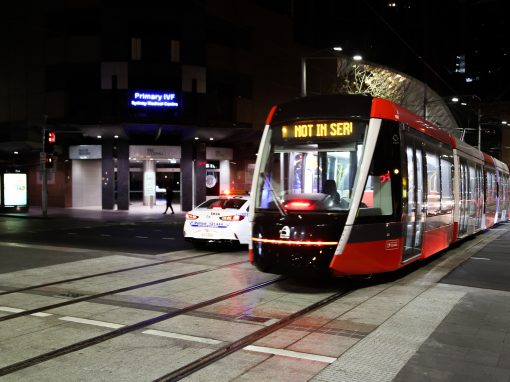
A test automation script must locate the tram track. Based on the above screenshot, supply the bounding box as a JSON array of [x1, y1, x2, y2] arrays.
[[0, 251, 224, 297], [0, 266, 395, 379], [0, 257, 249, 323], [154, 286, 355, 382], [0, 276, 284, 377], [0, 276, 367, 380]]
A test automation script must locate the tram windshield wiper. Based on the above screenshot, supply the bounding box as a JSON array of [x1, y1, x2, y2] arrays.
[[261, 172, 287, 216]]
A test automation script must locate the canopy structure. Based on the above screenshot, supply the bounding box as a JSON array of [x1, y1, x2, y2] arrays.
[[332, 56, 460, 137]]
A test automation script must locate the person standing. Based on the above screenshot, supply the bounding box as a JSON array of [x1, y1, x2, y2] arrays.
[[163, 184, 174, 214]]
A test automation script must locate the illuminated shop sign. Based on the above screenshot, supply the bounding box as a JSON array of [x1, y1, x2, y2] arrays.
[[69, 145, 102, 160], [129, 91, 179, 109], [282, 121, 353, 139]]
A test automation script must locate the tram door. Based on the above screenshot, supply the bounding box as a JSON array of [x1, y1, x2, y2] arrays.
[[403, 141, 425, 262]]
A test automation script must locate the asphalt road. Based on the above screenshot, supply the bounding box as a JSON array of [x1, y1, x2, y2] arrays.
[[0, 223, 191, 255], [0, 220, 193, 255], [0, 216, 201, 274]]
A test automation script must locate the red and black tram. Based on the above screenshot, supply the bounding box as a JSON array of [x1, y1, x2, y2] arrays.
[[248, 94, 509, 276]]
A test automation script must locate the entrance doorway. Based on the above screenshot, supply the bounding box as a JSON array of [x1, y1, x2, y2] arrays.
[[129, 160, 181, 207]]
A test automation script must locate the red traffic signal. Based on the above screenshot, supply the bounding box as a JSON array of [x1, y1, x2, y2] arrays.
[[44, 131, 56, 153]]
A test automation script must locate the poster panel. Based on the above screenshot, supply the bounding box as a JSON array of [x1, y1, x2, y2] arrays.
[[3, 173, 27, 206]]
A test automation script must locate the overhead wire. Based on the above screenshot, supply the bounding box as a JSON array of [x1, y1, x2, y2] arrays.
[[360, 0, 460, 95]]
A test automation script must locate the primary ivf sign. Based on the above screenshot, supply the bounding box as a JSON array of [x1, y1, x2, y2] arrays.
[[129, 91, 179, 109]]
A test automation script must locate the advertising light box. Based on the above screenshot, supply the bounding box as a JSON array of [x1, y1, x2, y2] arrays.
[[3, 173, 27, 207]]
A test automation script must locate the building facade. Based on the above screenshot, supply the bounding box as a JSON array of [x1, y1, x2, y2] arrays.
[[0, 1, 304, 212]]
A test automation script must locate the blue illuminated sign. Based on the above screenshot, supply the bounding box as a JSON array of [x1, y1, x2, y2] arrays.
[[129, 91, 179, 109]]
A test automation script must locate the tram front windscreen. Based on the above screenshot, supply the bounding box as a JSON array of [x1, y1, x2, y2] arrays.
[[254, 119, 399, 217], [255, 120, 369, 212]]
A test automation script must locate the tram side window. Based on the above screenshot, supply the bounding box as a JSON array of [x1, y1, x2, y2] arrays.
[[476, 164, 483, 218], [440, 153, 453, 212], [359, 121, 400, 218], [458, 159, 469, 234], [426, 151, 440, 215], [505, 174, 510, 214], [503, 174, 510, 213], [468, 164, 476, 217], [486, 170, 497, 213]]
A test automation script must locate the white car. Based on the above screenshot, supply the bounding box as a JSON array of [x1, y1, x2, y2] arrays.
[[183, 195, 250, 247]]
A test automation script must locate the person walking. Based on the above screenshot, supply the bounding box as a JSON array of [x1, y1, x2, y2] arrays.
[[163, 184, 174, 214]]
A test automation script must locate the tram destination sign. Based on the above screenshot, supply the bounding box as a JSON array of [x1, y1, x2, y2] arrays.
[[281, 121, 353, 139]]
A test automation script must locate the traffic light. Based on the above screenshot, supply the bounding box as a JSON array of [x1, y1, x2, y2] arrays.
[[44, 130, 56, 153], [45, 154, 54, 168]]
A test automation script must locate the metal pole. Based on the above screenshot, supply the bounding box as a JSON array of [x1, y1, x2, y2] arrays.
[[41, 115, 48, 217], [300, 56, 307, 97], [192, 160, 196, 208], [477, 107, 481, 150]]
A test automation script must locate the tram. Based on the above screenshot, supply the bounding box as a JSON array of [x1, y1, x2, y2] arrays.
[[248, 94, 510, 276]]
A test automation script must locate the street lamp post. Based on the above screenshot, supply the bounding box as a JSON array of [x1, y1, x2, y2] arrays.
[[41, 115, 48, 217], [450, 95, 482, 149], [301, 56, 307, 97], [477, 105, 481, 150], [300, 47, 349, 98]]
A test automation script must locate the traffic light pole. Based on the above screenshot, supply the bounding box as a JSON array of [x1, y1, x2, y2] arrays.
[[41, 116, 48, 217]]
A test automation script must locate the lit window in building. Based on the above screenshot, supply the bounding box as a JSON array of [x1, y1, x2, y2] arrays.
[[171, 40, 180, 63], [131, 37, 142, 61], [101, 62, 128, 90], [182, 65, 206, 94]]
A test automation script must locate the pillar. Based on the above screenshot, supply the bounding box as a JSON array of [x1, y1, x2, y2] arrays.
[[101, 139, 115, 210], [180, 140, 207, 211], [143, 160, 156, 206], [117, 140, 129, 210], [181, 141, 193, 212]]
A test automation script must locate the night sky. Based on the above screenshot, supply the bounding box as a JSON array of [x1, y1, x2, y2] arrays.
[[288, 0, 509, 102]]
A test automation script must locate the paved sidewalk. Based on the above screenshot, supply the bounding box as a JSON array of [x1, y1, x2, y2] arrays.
[[2, 204, 509, 381], [0, 203, 186, 222], [312, 223, 510, 382]]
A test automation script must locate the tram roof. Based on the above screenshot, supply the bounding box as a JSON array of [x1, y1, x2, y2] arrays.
[[270, 94, 374, 124], [493, 157, 510, 173], [269, 94, 453, 146], [451, 136, 484, 162], [268, 94, 504, 170], [371, 98, 452, 146]]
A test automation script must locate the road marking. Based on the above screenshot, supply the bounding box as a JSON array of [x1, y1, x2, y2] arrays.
[[1, 306, 336, 363], [67, 233, 77, 235], [471, 257, 491, 261], [243, 345, 336, 363], [263, 318, 279, 326], [162, 237, 175, 240], [59, 316, 124, 329], [0, 306, 23, 313], [100, 234, 111, 237], [143, 329, 222, 345], [136, 236, 148, 239], [33, 312, 53, 317], [0, 306, 53, 318]]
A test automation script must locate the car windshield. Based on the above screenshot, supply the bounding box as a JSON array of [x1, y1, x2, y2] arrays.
[[197, 198, 247, 209]]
